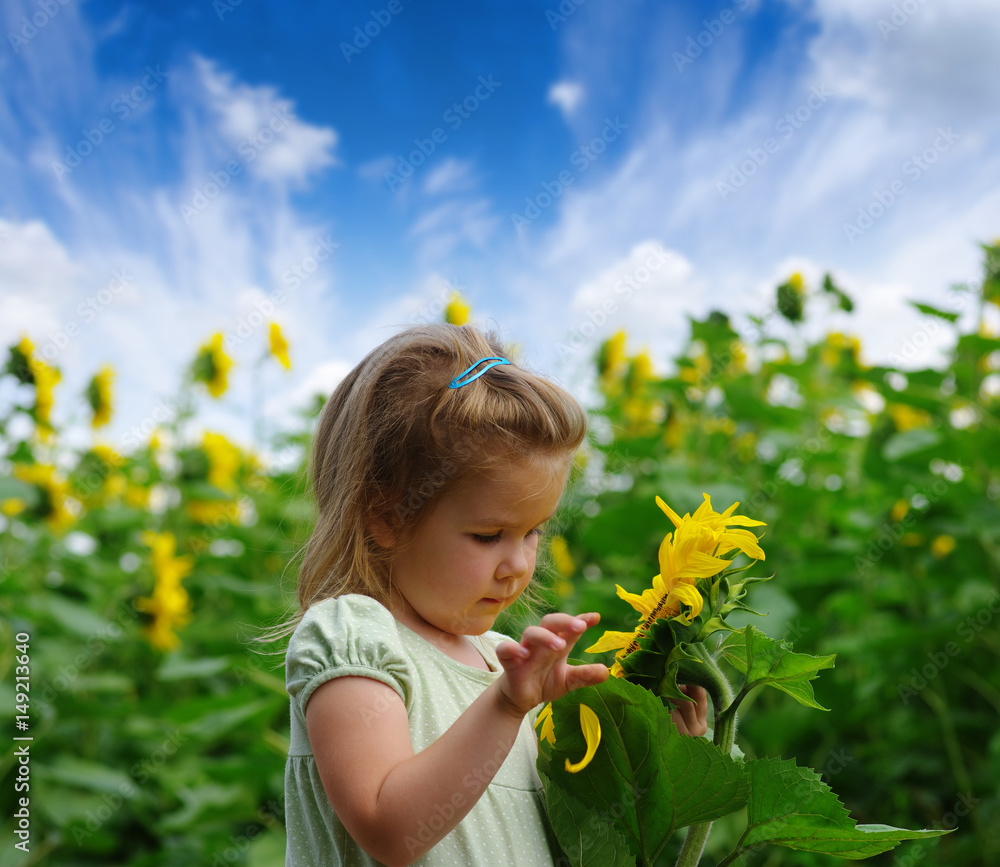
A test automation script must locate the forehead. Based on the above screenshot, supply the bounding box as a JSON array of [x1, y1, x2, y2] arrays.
[[442, 452, 571, 523]]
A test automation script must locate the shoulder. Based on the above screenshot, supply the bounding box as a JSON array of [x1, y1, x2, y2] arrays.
[[291, 592, 396, 636], [286, 594, 412, 710]]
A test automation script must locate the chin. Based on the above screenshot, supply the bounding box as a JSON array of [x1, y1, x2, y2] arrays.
[[447, 612, 496, 635]]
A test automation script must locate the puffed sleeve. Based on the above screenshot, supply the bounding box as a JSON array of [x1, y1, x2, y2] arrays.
[[285, 594, 413, 719]]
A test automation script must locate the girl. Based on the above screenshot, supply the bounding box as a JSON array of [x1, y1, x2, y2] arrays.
[[281, 323, 706, 866]]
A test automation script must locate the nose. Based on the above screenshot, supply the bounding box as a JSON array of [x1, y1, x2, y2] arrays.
[[497, 539, 532, 583]]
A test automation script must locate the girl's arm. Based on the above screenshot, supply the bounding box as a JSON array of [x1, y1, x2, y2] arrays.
[[305, 612, 608, 867]]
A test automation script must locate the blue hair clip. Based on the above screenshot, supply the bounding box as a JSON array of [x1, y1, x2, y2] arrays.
[[449, 356, 511, 388]]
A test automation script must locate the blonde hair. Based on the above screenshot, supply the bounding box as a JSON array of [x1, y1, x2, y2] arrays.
[[272, 322, 586, 639]]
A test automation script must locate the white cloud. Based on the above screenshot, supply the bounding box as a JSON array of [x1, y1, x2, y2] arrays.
[[548, 80, 586, 118], [357, 155, 396, 183], [1, 29, 345, 455], [267, 358, 352, 420], [195, 56, 339, 185], [408, 198, 499, 263], [523, 0, 1000, 374], [807, 0, 1000, 120], [423, 158, 475, 195], [565, 240, 703, 367]]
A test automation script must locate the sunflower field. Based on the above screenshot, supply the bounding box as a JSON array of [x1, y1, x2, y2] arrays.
[[1, 244, 999, 866]]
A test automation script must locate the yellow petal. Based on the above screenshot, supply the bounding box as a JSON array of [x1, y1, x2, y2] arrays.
[[668, 584, 704, 621], [655, 495, 684, 528], [584, 629, 637, 654], [533, 703, 556, 746], [615, 583, 655, 615], [565, 704, 601, 773], [718, 513, 767, 528], [717, 529, 766, 561]]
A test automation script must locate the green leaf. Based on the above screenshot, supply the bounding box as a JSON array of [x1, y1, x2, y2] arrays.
[[36, 756, 136, 795], [156, 653, 233, 681], [909, 301, 960, 322], [542, 781, 637, 867], [730, 757, 952, 859], [159, 782, 247, 831], [720, 625, 835, 710], [822, 273, 854, 312], [776, 282, 804, 322], [43, 595, 120, 639], [181, 480, 234, 501], [0, 476, 40, 506], [538, 676, 747, 864], [881, 428, 942, 461]]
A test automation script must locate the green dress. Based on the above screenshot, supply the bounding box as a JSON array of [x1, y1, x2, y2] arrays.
[[284, 593, 560, 866]]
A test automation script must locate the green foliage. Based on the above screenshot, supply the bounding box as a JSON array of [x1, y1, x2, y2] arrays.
[[554, 245, 1000, 864], [0, 351, 313, 865], [734, 758, 949, 861], [719, 626, 836, 711], [2, 242, 999, 865], [538, 677, 747, 865]]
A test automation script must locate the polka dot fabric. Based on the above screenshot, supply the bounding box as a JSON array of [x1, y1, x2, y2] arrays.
[[284, 594, 561, 866]]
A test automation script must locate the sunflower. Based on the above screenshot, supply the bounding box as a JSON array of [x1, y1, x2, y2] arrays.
[[597, 330, 628, 391], [548, 535, 575, 578], [191, 332, 234, 398], [268, 322, 292, 370], [87, 365, 115, 428], [202, 431, 242, 493], [12, 336, 62, 441], [136, 531, 194, 651], [587, 494, 765, 676], [10, 463, 75, 533], [444, 290, 471, 325]]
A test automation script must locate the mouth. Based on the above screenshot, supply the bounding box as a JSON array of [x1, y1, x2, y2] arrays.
[[482, 597, 506, 605]]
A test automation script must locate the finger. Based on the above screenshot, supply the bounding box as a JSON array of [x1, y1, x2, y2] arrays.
[[566, 663, 610, 691], [495, 639, 530, 662], [693, 686, 708, 723], [670, 708, 685, 735], [520, 625, 568, 654], [537, 612, 590, 637], [679, 685, 709, 725], [671, 705, 696, 736], [673, 689, 708, 736]]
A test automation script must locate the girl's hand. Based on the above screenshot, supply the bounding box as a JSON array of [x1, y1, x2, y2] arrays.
[[493, 611, 609, 717], [671, 684, 708, 737]]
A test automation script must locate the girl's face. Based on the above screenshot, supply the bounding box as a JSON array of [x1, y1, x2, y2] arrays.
[[381, 452, 571, 642]]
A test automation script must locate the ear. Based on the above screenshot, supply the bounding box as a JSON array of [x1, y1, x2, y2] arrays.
[[367, 513, 397, 549]]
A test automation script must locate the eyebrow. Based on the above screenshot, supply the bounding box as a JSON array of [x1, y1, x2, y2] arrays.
[[473, 511, 557, 527]]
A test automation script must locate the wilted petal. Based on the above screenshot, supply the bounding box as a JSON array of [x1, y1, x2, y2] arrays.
[[565, 704, 601, 773]]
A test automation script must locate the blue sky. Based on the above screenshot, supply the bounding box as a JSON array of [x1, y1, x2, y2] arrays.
[[2, 0, 999, 461]]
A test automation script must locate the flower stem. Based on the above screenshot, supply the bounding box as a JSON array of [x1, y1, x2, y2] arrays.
[[674, 645, 736, 867], [674, 821, 711, 867]]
